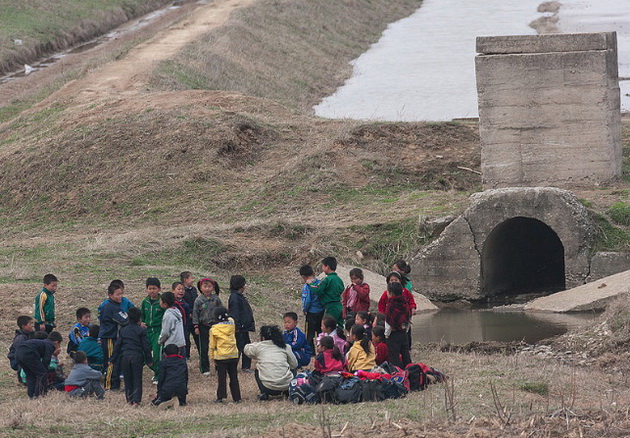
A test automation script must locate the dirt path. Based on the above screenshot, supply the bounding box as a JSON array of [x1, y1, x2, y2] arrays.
[[52, 0, 255, 105], [0, 0, 255, 112]]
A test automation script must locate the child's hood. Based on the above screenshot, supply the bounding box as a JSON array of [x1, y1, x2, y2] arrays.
[[166, 307, 183, 322]]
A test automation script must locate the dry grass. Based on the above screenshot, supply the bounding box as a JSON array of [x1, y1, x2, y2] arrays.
[[149, 0, 422, 112]]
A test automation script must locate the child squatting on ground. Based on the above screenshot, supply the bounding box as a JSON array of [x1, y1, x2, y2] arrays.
[[152, 344, 188, 407], [64, 351, 105, 399]]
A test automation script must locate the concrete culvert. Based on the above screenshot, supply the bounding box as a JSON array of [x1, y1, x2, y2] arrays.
[[481, 217, 565, 297], [411, 187, 596, 302]]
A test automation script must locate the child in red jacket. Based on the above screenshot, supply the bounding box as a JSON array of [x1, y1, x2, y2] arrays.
[[372, 325, 388, 366], [313, 336, 346, 375], [342, 268, 370, 319]]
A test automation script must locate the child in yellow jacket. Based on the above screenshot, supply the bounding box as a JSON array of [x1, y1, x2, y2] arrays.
[[346, 324, 376, 372], [209, 307, 241, 403]]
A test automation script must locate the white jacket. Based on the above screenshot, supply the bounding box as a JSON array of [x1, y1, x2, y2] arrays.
[[244, 340, 298, 391], [159, 307, 185, 348]]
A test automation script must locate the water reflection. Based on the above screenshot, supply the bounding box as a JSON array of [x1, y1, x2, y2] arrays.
[[315, 0, 630, 121], [412, 309, 598, 344]]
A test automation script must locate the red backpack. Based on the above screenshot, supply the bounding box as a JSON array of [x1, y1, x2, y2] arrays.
[[405, 362, 447, 391]]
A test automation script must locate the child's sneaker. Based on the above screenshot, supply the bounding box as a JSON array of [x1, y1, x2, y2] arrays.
[[202, 371, 211, 376]]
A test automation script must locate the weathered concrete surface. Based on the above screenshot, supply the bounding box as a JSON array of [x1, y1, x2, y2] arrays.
[[476, 32, 621, 189], [524, 269, 630, 313], [411, 187, 596, 301], [587, 252, 630, 282], [335, 264, 438, 312]]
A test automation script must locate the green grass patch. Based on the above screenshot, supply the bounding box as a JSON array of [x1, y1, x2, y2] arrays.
[[592, 213, 630, 252], [608, 202, 630, 226], [519, 381, 549, 396]]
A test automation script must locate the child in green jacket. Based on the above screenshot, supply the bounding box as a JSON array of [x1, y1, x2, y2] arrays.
[[77, 324, 104, 372], [141, 277, 164, 382]]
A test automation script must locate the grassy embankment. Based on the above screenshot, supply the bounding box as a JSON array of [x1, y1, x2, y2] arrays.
[[1, 0, 630, 435], [0, 0, 173, 74]]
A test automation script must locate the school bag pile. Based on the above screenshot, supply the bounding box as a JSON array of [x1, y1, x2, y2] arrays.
[[289, 361, 446, 404]]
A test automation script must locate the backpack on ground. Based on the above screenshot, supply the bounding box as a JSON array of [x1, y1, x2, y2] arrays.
[[289, 371, 318, 405], [316, 374, 343, 404], [362, 379, 385, 402], [381, 376, 408, 399], [405, 362, 447, 391], [334, 376, 363, 404]]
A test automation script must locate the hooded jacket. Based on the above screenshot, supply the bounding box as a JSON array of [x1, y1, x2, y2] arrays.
[[210, 317, 239, 360], [8, 329, 34, 370], [159, 307, 186, 348]]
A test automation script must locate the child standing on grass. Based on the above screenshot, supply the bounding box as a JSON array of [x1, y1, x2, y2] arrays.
[[8, 316, 35, 382], [67, 307, 91, 356], [98, 279, 135, 319], [64, 351, 105, 400], [311, 257, 345, 327], [300, 265, 323, 355], [172, 282, 192, 354], [193, 277, 222, 375], [112, 307, 153, 406], [159, 292, 186, 357], [210, 307, 242, 403], [99, 283, 129, 390], [15, 331, 63, 399], [282, 312, 312, 368], [77, 324, 103, 372], [34, 273, 58, 333], [385, 282, 412, 368], [228, 275, 255, 372], [342, 268, 370, 319], [141, 277, 164, 383], [180, 271, 200, 360], [151, 344, 188, 407]]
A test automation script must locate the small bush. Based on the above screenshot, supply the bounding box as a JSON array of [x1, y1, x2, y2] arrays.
[[609, 202, 630, 226]]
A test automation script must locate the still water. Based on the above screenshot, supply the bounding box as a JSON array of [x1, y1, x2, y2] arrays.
[[411, 309, 598, 344], [314, 0, 630, 121]]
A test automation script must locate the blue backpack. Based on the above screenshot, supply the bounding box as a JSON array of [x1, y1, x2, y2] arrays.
[[289, 371, 318, 404]]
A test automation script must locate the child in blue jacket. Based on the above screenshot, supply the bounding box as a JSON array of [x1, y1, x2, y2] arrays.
[[282, 312, 312, 368]]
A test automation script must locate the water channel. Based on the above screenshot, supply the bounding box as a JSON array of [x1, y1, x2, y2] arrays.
[[411, 308, 598, 344], [314, 0, 630, 121]]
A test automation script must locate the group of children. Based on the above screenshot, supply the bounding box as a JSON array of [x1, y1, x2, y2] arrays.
[[8, 256, 417, 404]]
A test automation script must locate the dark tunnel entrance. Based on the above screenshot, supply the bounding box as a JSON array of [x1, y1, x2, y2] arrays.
[[481, 217, 565, 298]]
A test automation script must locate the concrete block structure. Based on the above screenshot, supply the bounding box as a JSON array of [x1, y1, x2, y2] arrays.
[[475, 32, 621, 189], [411, 188, 596, 301]]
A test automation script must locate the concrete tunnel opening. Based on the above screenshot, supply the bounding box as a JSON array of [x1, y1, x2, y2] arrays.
[[481, 217, 566, 299]]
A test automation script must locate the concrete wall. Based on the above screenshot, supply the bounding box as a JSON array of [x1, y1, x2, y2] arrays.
[[475, 32, 622, 189], [587, 252, 630, 282], [411, 187, 596, 301]]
